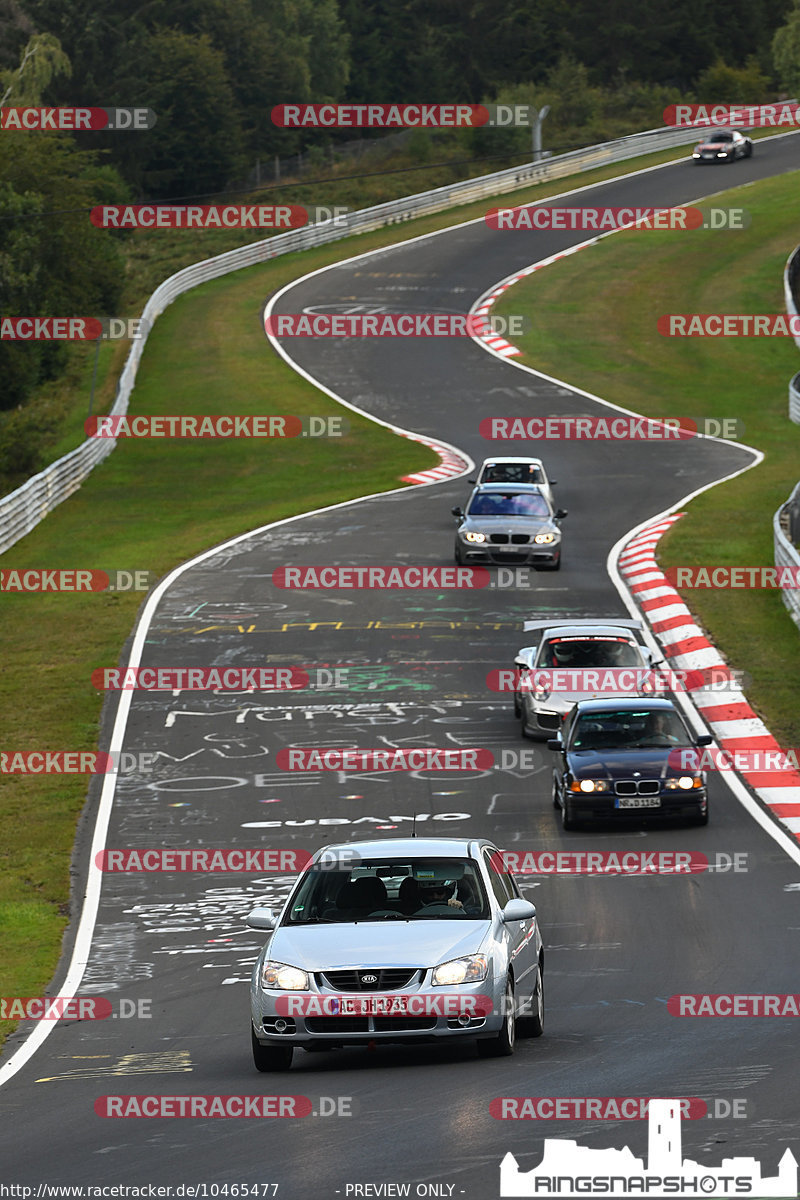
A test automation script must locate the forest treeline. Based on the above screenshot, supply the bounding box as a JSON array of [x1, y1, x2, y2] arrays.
[[2, 0, 800, 424]]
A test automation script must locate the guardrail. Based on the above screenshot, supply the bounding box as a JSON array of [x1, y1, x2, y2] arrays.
[[774, 481, 800, 629], [783, 244, 800, 354], [790, 371, 800, 425], [0, 123, 702, 556]]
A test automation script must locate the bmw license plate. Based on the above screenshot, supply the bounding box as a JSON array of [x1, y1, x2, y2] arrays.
[[616, 796, 661, 809]]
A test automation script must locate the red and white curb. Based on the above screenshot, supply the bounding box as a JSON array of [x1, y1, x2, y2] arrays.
[[620, 515, 800, 838], [470, 242, 605, 359], [400, 433, 471, 484]]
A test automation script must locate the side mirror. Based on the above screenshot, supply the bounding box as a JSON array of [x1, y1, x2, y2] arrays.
[[696, 734, 713, 747], [546, 738, 562, 751], [246, 906, 277, 931], [501, 898, 537, 923], [468, 478, 476, 484], [451, 506, 464, 518], [550, 479, 558, 486], [555, 508, 568, 519]]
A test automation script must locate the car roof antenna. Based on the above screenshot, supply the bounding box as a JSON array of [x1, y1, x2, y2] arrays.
[[411, 810, 417, 838]]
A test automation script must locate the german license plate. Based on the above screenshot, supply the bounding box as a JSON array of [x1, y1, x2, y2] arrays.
[[616, 796, 661, 809]]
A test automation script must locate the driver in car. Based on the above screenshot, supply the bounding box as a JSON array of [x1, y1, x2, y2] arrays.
[[417, 880, 464, 909]]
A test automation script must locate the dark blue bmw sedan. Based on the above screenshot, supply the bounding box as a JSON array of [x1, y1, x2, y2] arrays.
[[548, 697, 713, 830]]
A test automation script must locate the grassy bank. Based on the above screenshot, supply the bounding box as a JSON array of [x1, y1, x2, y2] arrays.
[[491, 169, 800, 745]]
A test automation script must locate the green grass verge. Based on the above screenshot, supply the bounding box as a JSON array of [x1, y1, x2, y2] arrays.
[[491, 167, 800, 746]]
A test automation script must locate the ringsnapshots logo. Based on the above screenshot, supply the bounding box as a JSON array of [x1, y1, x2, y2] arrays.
[[271, 102, 535, 127], [499, 1098, 797, 1197], [0, 107, 156, 130]]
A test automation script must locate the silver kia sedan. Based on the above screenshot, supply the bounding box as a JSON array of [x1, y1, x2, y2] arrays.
[[247, 837, 543, 1070]]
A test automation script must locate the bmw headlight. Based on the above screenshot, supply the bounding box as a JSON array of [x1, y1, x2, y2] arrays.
[[465, 531, 486, 543], [570, 779, 610, 793], [534, 533, 555, 544], [432, 955, 489, 986], [260, 960, 309, 990], [665, 775, 703, 791]]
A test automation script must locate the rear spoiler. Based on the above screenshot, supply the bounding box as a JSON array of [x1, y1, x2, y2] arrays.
[[522, 618, 644, 633]]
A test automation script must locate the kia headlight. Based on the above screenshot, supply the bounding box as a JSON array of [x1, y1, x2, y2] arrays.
[[260, 961, 309, 990], [432, 955, 489, 986]]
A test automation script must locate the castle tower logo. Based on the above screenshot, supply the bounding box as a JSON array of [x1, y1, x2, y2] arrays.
[[500, 1099, 797, 1197]]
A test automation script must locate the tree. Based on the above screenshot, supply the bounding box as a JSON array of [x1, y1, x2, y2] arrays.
[[0, 30, 69, 105], [773, 0, 800, 93]]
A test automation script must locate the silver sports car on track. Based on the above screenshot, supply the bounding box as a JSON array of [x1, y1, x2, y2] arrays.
[[452, 483, 567, 569], [513, 618, 663, 738], [247, 837, 544, 1070], [691, 128, 753, 162]]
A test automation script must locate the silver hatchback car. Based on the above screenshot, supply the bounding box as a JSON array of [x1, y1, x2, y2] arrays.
[[247, 837, 544, 1070]]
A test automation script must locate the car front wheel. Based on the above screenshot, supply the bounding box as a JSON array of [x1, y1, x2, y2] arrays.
[[477, 976, 515, 1058], [518, 963, 544, 1038], [561, 793, 577, 830], [252, 1025, 293, 1072]]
